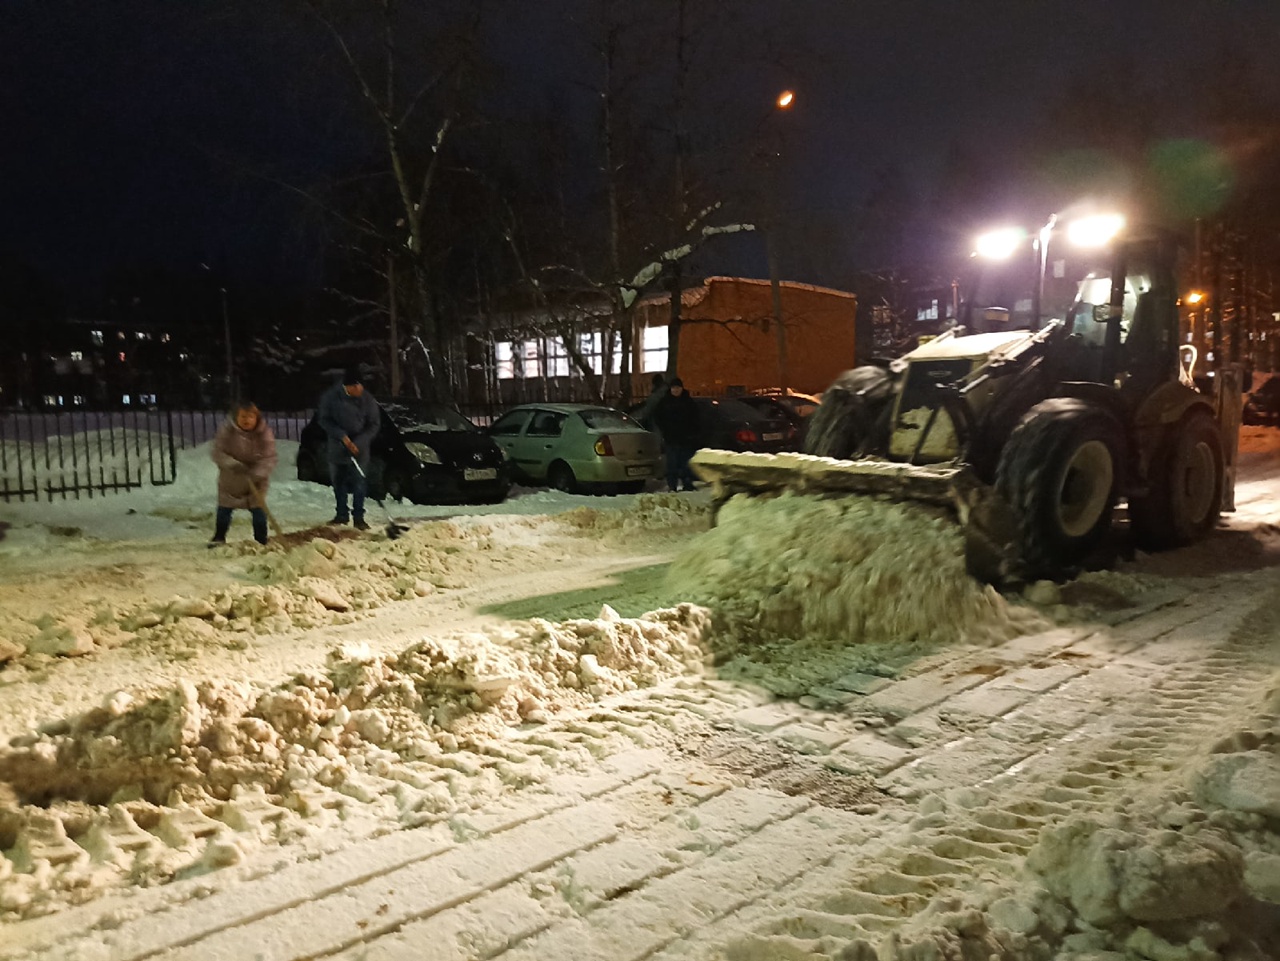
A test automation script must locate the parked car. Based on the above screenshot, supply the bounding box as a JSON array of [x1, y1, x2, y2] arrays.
[[487, 403, 660, 493], [1243, 377, 1280, 426], [694, 397, 794, 453], [737, 391, 821, 448], [632, 396, 793, 454], [296, 399, 511, 504]]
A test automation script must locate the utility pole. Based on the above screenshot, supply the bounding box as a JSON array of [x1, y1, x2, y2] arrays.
[[220, 287, 234, 400]]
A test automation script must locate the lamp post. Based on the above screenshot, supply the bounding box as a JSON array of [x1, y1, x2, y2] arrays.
[[765, 89, 795, 389], [220, 286, 234, 400]]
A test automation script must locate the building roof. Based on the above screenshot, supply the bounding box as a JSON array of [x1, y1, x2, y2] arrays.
[[635, 275, 856, 310]]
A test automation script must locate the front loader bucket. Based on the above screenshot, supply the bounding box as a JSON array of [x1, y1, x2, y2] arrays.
[[690, 449, 1018, 585], [690, 449, 977, 512]]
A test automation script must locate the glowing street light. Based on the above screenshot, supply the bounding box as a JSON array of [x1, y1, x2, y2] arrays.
[[1185, 291, 1205, 305], [776, 89, 795, 109]]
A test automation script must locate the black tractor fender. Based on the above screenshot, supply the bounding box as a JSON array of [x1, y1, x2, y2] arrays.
[[1129, 383, 1218, 487]]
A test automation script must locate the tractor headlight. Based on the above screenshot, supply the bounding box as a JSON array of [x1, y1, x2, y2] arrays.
[[404, 442, 441, 465]]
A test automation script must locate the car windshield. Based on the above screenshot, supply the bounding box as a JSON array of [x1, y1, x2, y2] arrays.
[[703, 398, 767, 422], [383, 402, 478, 433], [578, 408, 642, 430]]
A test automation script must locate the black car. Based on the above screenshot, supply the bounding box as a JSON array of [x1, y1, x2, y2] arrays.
[[1243, 377, 1280, 426], [735, 394, 818, 449], [695, 397, 794, 453], [297, 399, 511, 504], [632, 396, 793, 454]]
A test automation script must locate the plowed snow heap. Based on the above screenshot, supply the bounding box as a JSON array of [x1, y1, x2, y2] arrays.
[[670, 491, 1041, 652]]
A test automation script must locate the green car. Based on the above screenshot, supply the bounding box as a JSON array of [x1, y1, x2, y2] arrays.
[[488, 403, 662, 493]]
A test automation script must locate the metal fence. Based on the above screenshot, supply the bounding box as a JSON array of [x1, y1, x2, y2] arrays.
[[0, 409, 313, 503]]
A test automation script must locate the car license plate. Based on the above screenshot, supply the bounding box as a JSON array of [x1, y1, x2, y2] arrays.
[[626, 466, 651, 477], [763, 432, 784, 442], [464, 468, 498, 481]]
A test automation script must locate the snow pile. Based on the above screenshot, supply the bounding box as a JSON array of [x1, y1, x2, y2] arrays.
[[556, 491, 710, 533], [0, 604, 710, 918], [0, 494, 706, 666], [670, 492, 1042, 655], [1023, 689, 1280, 959]]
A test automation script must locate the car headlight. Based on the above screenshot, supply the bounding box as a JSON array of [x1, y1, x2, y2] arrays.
[[404, 442, 441, 465]]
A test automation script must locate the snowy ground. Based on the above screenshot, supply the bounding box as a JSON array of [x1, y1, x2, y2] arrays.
[[1, 433, 1278, 961]]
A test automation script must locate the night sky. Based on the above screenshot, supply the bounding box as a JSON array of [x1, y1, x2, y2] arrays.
[[4, 1, 1280, 300]]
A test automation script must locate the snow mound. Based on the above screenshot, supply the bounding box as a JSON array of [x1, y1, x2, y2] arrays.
[[0, 604, 710, 918], [670, 492, 1042, 653], [1, 494, 708, 665]]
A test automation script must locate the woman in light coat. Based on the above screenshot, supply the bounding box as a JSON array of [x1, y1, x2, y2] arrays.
[[210, 402, 278, 545]]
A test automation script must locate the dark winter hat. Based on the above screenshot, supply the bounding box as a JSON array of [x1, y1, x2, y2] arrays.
[[342, 366, 363, 386], [669, 377, 684, 388]]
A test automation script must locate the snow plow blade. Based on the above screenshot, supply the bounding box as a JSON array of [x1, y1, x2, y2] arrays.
[[690, 449, 1015, 584], [690, 449, 978, 513]]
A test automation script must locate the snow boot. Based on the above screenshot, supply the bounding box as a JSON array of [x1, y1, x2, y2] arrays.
[[353, 517, 371, 532]]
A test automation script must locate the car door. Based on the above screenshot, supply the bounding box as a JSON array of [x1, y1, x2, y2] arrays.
[[489, 409, 533, 476], [523, 409, 569, 479]]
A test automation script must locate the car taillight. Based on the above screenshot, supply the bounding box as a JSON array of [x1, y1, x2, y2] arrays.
[[736, 428, 759, 444], [593, 435, 615, 456]]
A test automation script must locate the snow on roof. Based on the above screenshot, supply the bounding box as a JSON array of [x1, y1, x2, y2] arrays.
[[635, 275, 856, 310]]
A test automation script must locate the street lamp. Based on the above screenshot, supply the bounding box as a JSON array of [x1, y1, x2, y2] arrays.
[[765, 89, 796, 389]]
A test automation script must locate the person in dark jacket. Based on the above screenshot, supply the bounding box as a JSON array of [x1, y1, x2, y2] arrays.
[[317, 367, 380, 529], [652, 377, 701, 492], [209, 401, 278, 546]]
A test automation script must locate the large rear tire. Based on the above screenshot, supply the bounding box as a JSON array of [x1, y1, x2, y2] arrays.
[[803, 366, 896, 459], [1129, 410, 1223, 551], [995, 399, 1124, 581]]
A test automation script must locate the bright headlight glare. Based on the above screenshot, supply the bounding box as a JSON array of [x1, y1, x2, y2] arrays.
[[974, 227, 1026, 261], [1066, 214, 1125, 248], [404, 442, 441, 465]]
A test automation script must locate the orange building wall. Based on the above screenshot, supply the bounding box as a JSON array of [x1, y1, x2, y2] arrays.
[[653, 278, 857, 396]]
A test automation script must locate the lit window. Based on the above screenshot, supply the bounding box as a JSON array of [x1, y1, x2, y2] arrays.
[[70, 350, 83, 361], [161, 333, 170, 343], [495, 341, 515, 380], [73, 395, 84, 405], [546, 337, 570, 377], [521, 340, 541, 379], [642, 325, 669, 373], [118, 352, 126, 362], [917, 299, 939, 322], [90, 330, 104, 345], [117, 331, 126, 340], [577, 331, 622, 375], [122, 395, 131, 405]]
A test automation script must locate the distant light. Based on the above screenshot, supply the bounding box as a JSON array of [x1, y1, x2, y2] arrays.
[[974, 227, 1026, 261], [1186, 291, 1205, 305], [776, 90, 795, 109], [1066, 213, 1125, 248]]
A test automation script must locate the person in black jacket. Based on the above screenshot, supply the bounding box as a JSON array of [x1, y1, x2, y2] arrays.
[[652, 377, 701, 492], [317, 367, 380, 529]]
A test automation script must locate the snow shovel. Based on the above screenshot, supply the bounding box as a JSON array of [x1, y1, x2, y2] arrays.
[[246, 477, 285, 539], [349, 457, 410, 540]]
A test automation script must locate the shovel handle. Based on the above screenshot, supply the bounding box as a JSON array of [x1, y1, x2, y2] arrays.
[[246, 478, 285, 538]]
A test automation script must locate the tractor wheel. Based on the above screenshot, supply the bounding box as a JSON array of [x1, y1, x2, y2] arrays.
[[996, 399, 1124, 581], [803, 366, 896, 459], [1129, 410, 1223, 551], [548, 461, 578, 494]]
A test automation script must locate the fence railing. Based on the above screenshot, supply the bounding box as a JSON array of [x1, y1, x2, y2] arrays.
[[0, 409, 313, 503]]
